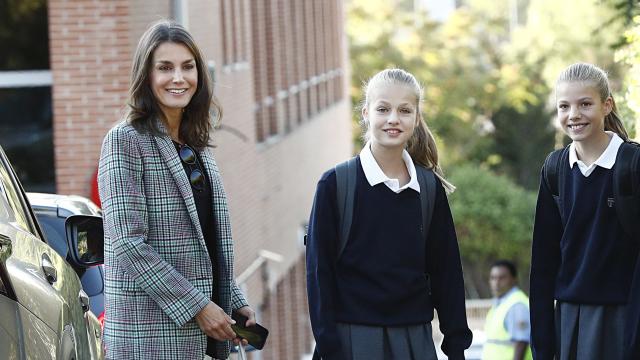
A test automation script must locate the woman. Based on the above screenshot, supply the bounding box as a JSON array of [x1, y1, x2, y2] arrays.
[[98, 20, 254, 359]]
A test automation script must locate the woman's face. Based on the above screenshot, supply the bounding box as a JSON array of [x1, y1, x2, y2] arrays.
[[150, 42, 198, 122], [363, 83, 418, 151]]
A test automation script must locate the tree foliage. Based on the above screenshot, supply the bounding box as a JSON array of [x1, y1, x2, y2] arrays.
[[346, 0, 631, 294], [616, 16, 640, 139], [0, 0, 48, 70], [448, 165, 536, 296], [348, 0, 625, 185]]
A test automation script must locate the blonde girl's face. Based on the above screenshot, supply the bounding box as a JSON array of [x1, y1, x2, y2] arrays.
[[556, 81, 612, 144], [362, 83, 418, 151]]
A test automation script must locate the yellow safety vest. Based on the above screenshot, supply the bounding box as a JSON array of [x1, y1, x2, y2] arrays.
[[481, 289, 533, 360]]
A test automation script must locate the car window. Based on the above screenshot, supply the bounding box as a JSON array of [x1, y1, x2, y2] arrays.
[[81, 266, 104, 296], [0, 162, 30, 232], [0, 179, 15, 223], [34, 213, 68, 258], [0, 234, 7, 296], [0, 191, 13, 295]]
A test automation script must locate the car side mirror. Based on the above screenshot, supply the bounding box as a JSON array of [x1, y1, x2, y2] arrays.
[[65, 215, 104, 267]]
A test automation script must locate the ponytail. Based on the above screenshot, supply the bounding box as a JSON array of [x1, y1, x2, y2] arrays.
[[604, 97, 629, 141], [407, 112, 455, 193]]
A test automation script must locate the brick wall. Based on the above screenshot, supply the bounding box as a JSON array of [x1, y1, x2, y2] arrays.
[[259, 256, 314, 359], [48, 0, 132, 195], [251, 0, 345, 143], [48, 1, 351, 359]]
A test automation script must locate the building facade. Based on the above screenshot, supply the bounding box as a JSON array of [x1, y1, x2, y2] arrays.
[[47, 0, 352, 358]]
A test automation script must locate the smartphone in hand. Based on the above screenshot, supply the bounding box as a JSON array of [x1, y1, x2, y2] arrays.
[[231, 311, 269, 350]]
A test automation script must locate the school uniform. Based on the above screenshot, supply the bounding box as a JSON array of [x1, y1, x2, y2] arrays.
[[306, 143, 472, 360], [530, 132, 639, 360]]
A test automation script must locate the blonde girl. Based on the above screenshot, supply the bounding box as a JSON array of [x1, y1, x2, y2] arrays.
[[530, 63, 639, 360], [306, 68, 472, 360]]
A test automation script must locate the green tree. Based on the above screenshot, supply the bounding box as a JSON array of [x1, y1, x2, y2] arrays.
[[347, 0, 516, 164], [448, 165, 536, 297], [605, 0, 640, 47], [346, 0, 630, 294], [491, 0, 625, 180], [616, 16, 640, 139], [0, 0, 48, 70], [347, 0, 624, 190]]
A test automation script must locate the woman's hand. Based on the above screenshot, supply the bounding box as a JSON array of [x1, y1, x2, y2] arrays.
[[195, 302, 236, 341], [232, 306, 256, 346], [235, 306, 256, 326]]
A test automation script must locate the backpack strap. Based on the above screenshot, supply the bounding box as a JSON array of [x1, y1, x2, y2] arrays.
[[415, 165, 436, 295], [543, 146, 570, 226], [624, 142, 640, 360], [334, 159, 437, 258], [334, 157, 357, 259], [630, 142, 640, 198], [543, 147, 564, 197], [415, 165, 436, 237], [613, 141, 640, 238], [614, 142, 640, 195]]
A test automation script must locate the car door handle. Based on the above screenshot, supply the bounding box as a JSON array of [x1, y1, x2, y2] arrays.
[[79, 289, 90, 313], [41, 254, 57, 284], [0, 234, 11, 262]]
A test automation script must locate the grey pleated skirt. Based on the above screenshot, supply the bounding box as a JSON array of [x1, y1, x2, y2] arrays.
[[555, 302, 626, 360], [335, 322, 438, 360]]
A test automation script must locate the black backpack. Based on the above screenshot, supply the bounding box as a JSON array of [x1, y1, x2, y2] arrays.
[[309, 157, 437, 360], [305, 157, 437, 257], [542, 141, 640, 239]]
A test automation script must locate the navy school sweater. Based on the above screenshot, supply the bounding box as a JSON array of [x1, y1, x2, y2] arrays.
[[530, 165, 640, 359], [306, 157, 472, 359]]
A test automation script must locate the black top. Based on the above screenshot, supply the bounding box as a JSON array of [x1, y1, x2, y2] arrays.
[[172, 141, 218, 293], [172, 141, 221, 355], [337, 165, 431, 324], [530, 164, 639, 358], [306, 157, 472, 359]]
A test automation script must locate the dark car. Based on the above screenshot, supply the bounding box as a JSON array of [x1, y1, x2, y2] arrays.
[[0, 144, 105, 359], [27, 192, 105, 327]]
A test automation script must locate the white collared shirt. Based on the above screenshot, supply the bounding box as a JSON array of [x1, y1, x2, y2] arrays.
[[359, 141, 420, 193], [569, 131, 623, 177]]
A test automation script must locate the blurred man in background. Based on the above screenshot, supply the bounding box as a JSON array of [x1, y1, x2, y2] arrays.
[[482, 260, 532, 360]]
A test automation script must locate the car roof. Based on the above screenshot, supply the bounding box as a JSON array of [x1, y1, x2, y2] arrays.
[[27, 192, 102, 217]]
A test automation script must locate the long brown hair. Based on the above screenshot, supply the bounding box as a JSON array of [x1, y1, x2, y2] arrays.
[[126, 20, 222, 150], [556, 63, 629, 141], [361, 68, 455, 192]]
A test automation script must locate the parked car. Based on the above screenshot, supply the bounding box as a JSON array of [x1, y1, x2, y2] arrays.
[[0, 144, 105, 359], [27, 192, 105, 327]]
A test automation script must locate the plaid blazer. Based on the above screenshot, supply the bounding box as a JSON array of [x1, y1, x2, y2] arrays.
[[98, 120, 248, 359]]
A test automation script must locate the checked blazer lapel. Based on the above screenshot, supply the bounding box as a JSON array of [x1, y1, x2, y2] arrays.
[[152, 125, 207, 250]]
